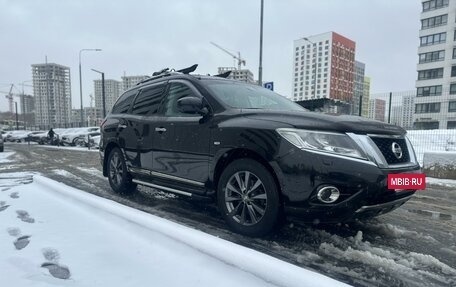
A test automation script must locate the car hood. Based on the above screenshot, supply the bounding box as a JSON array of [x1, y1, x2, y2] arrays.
[[241, 110, 406, 135]]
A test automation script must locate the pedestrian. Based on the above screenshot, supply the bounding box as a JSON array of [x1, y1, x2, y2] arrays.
[[48, 128, 55, 144]]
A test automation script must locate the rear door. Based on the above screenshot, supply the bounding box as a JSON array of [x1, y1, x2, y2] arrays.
[[109, 89, 140, 169], [151, 80, 212, 190], [130, 82, 167, 173]]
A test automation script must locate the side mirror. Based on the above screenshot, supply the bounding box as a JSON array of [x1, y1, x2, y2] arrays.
[[177, 96, 208, 116]]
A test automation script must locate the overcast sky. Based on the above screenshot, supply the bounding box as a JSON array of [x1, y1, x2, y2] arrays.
[[0, 0, 420, 112]]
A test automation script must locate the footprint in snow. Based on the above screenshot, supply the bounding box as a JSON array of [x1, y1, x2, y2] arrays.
[[7, 227, 21, 237], [0, 204, 10, 212], [41, 263, 71, 280], [42, 248, 60, 262], [9, 192, 19, 199], [16, 210, 35, 223], [14, 235, 31, 250], [41, 248, 71, 280]]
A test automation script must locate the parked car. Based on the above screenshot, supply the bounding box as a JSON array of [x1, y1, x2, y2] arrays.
[[61, 127, 99, 146], [4, 130, 31, 142], [99, 66, 420, 236]]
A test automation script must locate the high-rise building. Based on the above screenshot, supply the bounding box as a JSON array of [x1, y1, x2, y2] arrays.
[[292, 31, 356, 103], [362, 77, 371, 117], [94, 79, 121, 120], [415, 0, 454, 129], [20, 94, 34, 115], [122, 75, 148, 91], [217, 67, 255, 83], [402, 94, 416, 129], [368, 98, 386, 122], [32, 63, 71, 128], [353, 61, 366, 115]]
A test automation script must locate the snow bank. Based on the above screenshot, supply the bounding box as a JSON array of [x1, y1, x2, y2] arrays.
[[0, 174, 346, 286]]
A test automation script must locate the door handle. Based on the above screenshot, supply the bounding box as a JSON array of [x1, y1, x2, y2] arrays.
[[118, 124, 127, 129], [155, 127, 167, 133]]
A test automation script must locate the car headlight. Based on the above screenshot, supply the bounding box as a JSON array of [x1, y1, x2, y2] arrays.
[[276, 128, 367, 159]]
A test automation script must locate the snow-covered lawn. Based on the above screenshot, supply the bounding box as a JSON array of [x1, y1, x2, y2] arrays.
[[0, 173, 345, 286], [407, 129, 456, 165]]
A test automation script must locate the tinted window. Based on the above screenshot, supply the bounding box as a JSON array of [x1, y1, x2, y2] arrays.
[[161, 83, 199, 117], [131, 83, 165, 115], [111, 89, 138, 114], [203, 80, 304, 111]]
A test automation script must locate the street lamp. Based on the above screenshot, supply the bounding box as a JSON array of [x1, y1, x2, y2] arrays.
[[91, 69, 106, 119], [79, 48, 102, 127], [258, 0, 264, 86], [302, 38, 318, 105]]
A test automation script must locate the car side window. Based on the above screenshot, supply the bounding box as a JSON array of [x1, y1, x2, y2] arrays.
[[161, 82, 200, 117], [131, 83, 166, 115], [111, 89, 138, 114]]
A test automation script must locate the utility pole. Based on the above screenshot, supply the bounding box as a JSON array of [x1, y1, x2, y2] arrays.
[[258, 0, 264, 86]]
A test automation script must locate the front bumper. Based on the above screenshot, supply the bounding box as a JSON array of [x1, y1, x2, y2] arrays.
[[274, 134, 420, 223]]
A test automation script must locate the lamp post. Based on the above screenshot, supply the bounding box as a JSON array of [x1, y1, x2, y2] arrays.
[[79, 48, 102, 127], [15, 101, 19, 130], [258, 0, 264, 86], [91, 69, 106, 119], [303, 37, 317, 111]]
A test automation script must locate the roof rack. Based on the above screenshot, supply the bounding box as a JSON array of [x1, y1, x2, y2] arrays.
[[214, 70, 231, 78], [136, 64, 199, 86]]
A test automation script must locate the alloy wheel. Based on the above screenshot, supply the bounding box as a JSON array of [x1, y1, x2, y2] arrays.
[[224, 171, 267, 226], [109, 152, 123, 187]]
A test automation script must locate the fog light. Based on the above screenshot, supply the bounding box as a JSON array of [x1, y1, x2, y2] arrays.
[[316, 186, 340, 203]]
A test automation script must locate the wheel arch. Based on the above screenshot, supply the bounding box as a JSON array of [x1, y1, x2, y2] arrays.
[[212, 148, 283, 201], [103, 141, 120, 176]]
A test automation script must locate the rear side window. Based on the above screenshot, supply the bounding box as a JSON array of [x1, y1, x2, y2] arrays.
[[131, 83, 166, 115], [111, 90, 137, 114]]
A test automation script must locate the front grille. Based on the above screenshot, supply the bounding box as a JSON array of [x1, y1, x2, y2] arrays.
[[370, 137, 410, 165]]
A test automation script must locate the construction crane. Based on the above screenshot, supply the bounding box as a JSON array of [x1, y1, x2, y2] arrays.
[[3, 84, 15, 113], [210, 42, 246, 70]]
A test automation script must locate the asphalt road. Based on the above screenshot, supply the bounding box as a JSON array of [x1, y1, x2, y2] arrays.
[[2, 143, 456, 287]]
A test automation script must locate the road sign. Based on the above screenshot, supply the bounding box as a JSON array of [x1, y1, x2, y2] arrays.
[[263, 82, 274, 91]]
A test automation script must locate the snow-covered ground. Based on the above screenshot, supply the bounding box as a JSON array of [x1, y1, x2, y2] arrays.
[[407, 129, 456, 165], [0, 173, 345, 287]]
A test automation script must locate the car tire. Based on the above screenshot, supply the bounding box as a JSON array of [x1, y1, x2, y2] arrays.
[[107, 147, 136, 195], [217, 159, 280, 236]]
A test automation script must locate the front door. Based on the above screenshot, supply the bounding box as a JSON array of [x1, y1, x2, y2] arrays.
[[152, 81, 212, 188]]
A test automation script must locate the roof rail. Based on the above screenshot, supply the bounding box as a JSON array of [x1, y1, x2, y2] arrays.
[[136, 64, 199, 86]]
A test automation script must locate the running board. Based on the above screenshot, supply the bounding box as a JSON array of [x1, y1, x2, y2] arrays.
[[132, 179, 192, 197]]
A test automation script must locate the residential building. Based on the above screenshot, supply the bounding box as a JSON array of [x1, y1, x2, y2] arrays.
[[217, 67, 255, 83], [20, 94, 34, 115], [401, 94, 416, 129], [353, 61, 366, 115], [362, 77, 371, 117], [122, 75, 148, 91], [414, 0, 454, 129], [32, 63, 71, 128], [368, 98, 386, 122], [94, 79, 121, 121], [292, 31, 356, 103]]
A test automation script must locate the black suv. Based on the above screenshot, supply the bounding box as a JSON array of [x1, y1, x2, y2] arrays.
[[100, 66, 420, 236]]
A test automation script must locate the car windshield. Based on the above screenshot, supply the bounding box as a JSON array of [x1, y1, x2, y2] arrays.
[[203, 80, 305, 111]]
